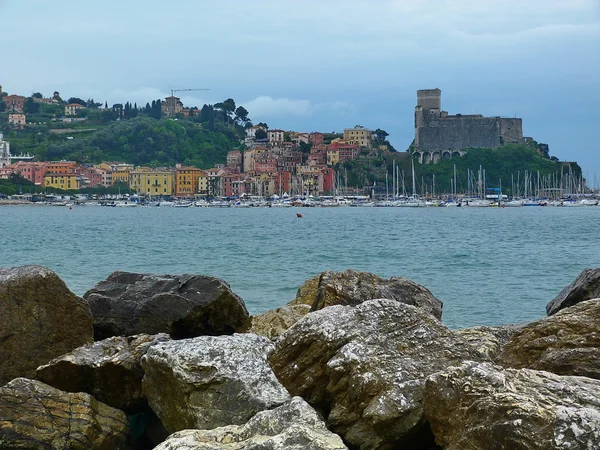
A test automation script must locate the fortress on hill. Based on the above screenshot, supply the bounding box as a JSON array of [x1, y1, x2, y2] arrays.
[[411, 89, 525, 164]]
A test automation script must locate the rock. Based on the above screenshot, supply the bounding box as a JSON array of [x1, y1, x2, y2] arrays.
[[269, 299, 481, 449], [423, 361, 600, 450], [154, 397, 348, 450], [288, 269, 443, 319], [496, 299, 600, 379], [0, 378, 129, 450], [547, 268, 600, 315], [36, 333, 170, 412], [454, 324, 523, 360], [84, 271, 249, 340], [141, 333, 290, 434], [240, 304, 311, 340], [0, 265, 93, 385]]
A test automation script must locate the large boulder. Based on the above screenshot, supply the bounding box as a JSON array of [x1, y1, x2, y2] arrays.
[[155, 397, 348, 450], [84, 271, 249, 340], [0, 378, 129, 450], [269, 299, 481, 449], [454, 324, 523, 360], [0, 265, 93, 385], [547, 268, 600, 315], [289, 269, 443, 320], [423, 361, 600, 449], [36, 333, 170, 412], [497, 299, 600, 379], [239, 304, 311, 340], [141, 333, 291, 434]]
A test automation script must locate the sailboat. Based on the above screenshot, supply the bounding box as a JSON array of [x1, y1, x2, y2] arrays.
[[398, 159, 426, 207]]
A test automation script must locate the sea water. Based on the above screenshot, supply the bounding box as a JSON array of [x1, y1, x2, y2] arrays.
[[1, 205, 598, 329]]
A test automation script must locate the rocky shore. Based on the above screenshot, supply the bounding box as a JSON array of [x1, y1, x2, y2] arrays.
[[1, 266, 599, 449]]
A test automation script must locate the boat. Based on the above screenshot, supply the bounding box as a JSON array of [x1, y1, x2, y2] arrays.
[[503, 199, 523, 207], [115, 201, 138, 207]]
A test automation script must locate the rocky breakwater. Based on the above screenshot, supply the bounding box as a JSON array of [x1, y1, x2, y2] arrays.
[[1, 265, 600, 449]]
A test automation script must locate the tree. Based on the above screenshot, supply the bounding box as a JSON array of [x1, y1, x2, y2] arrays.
[[86, 98, 101, 109], [32, 92, 43, 99], [24, 97, 40, 114], [256, 122, 269, 129], [234, 106, 249, 125], [255, 128, 267, 140], [67, 97, 87, 106], [0, 101, 5, 113], [53, 91, 63, 102], [373, 128, 389, 144]]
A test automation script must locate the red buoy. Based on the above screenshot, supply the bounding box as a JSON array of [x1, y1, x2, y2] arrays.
[[296, 213, 302, 218]]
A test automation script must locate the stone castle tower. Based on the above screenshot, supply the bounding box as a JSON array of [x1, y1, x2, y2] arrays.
[[412, 89, 524, 163], [0, 133, 11, 168]]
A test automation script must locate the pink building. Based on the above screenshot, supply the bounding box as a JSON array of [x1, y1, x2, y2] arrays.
[[11, 161, 48, 185], [254, 155, 277, 173], [309, 132, 324, 146]]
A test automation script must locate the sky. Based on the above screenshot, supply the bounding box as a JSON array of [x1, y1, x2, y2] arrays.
[[1, 0, 599, 181]]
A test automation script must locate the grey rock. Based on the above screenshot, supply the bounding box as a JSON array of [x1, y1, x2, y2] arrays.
[[497, 299, 600, 379], [0, 378, 129, 450], [155, 397, 348, 450], [289, 269, 443, 320], [424, 361, 600, 450], [547, 268, 600, 315], [0, 265, 93, 385], [455, 324, 523, 360], [142, 333, 290, 434], [36, 333, 170, 412], [84, 271, 249, 340], [269, 299, 480, 449]]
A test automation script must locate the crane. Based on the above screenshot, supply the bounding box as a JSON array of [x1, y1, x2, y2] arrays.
[[169, 86, 211, 97]]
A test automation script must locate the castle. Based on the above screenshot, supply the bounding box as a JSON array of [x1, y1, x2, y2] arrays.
[[411, 89, 524, 164]]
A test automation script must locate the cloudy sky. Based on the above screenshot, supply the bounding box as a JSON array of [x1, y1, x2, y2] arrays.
[[1, 0, 599, 179]]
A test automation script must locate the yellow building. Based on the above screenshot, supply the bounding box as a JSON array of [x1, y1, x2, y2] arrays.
[[130, 169, 174, 196], [44, 173, 80, 190], [197, 171, 208, 196], [111, 170, 131, 185], [343, 125, 372, 147], [175, 166, 203, 198]]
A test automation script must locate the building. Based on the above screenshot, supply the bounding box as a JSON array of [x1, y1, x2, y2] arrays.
[[343, 126, 372, 147], [45, 161, 77, 176], [8, 113, 26, 128], [11, 161, 48, 185], [161, 96, 183, 117], [226, 150, 243, 172], [309, 132, 324, 146], [412, 88, 524, 164], [3, 95, 25, 112], [130, 169, 174, 196], [0, 133, 11, 168], [267, 129, 285, 145], [65, 103, 86, 116], [175, 165, 203, 198], [44, 173, 79, 190]]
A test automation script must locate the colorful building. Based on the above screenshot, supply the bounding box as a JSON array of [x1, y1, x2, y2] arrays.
[[343, 125, 372, 147], [175, 165, 203, 198], [65, 103, 86, 116], [44, 173, 79, 190], [8, 113, 26, 128], [130, 169, 174, 196]]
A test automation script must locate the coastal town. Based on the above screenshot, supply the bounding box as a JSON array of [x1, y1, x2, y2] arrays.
[[0, 86, 596, 207], [0, 85, 390, 200]]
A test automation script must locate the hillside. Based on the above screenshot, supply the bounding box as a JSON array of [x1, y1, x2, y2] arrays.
[[340, 144, 582, 196]]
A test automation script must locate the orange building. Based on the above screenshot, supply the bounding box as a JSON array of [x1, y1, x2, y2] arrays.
[[175, 165, 203, 197]]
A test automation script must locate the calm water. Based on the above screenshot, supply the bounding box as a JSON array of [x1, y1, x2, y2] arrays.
[[1, 205, 598, 329]]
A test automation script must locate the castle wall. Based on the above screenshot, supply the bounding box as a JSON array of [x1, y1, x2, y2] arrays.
[[417, 116, 501, 150]]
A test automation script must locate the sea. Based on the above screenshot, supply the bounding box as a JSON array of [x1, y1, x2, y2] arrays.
[[1, 205, 598, 329]]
